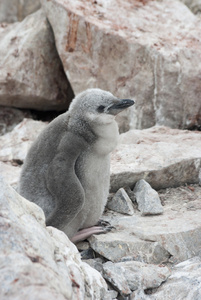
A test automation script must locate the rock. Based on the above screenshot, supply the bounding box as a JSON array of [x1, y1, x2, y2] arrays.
[[94, 184, 201, 263], [0, 0, 41, 23], [0, 106, 31, 135], [133, 180, 163, 215], [103, 261, 170, 293], [0, 161, 21, 189], [0, 178, 109, 299], [41, 0, 201, 131], [131, 257, 201, 299], [111, 126, 201, 192], [89, 229, 170, 264], [0, 9, 74, 111], [0, 118, 47, 189], [76, 241, 90, 251], [181, 0, 201, 15], [0, 119, 47, 163], [80, 248, 96, 260], [107, 188, 134, 215], [103, 261, 132, 297], [83, 258, 104, 275]]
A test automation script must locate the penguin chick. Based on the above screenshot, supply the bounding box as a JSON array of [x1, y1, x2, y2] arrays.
[[18, 89, 134, 242]]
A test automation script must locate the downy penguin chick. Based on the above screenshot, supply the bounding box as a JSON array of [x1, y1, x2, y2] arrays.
[[18, 89, 134, 242]]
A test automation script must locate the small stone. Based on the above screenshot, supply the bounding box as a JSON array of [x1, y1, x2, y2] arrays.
[[107, 188, 134, 215], [133, 180, 163, 215], [76, 241, 90, 251], [80, 248, 95, 260], [83, 258, 104, 275], [103, 261, 132, 297]]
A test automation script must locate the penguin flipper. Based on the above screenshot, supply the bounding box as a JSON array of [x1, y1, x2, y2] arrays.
[[45, 132, 87, 231]]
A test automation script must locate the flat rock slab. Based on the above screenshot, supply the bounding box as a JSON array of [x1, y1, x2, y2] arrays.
[[0, 9, 74, 110], [41, 0, 201, 130], [110, 126, 201, 191], [90, 185, 201, 264]]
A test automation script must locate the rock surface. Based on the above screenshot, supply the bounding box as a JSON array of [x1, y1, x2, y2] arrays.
[[181, 0, 201, 15], [134, 179, 163, 215], [0, 119, 47, 189], [0, 106, 31, 135], [0, 9, 74, 111], [41, 0, 201, 130], [103, 260, 170, 294], [0, 0, 41, 23], [0, 178, 109, 300], [90, 184, 201, 264], [131, 256, 201, 299], [107, 188, 134, 215], [111, 126, 201, 191], [0, 118, 47, 163]]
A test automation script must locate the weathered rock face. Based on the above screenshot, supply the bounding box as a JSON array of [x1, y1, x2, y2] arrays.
[[0, 118, 47, 189], [0, 178, 109, 300], [0, 106, 31, 135], [111, 126, 201, 191], [41, 0, 201, 130], [0, 0, 41, 23], [0, 9, 74, 111], [181, 0, 201, 15], [131, 256, 201, 299]]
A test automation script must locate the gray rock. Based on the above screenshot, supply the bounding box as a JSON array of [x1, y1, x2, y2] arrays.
[[97, 184, 201, 263], [76, 241, 90, 251], [41, 0, 201, 131], [0, 106, 31, 135], [111, 127, 201, 192], [0, 0, 41, 23], [107, 188, 134, 215], [0, 9, 74, 111], [83, 258, 104, 275], [0, 178, 109, 299], [103, 261, 132, 297], [133, 180, 163, 215], [103, 261, 170, 292], [0, 119, 47, 163], [131, 257, 201, 300], [89, 230, 170, 264]]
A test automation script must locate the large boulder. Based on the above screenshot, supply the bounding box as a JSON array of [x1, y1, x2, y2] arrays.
[[0, 178, 109, 299], [41, 0, 201, 131], [0, 0, 41, 23], [0, 9, 74, 111]]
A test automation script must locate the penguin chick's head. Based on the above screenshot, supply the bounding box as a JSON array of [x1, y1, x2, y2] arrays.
[[69, 88, 135, 124]]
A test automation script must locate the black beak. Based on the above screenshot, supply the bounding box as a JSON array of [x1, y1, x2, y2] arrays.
[[107, 99, 135, 115]]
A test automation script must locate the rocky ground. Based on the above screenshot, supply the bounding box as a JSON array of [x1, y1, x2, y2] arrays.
[[1, 0, 201, 299], [1, 115, 201, 299]]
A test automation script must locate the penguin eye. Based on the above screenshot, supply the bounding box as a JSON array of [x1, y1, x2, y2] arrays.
[[97, 105, 105, 113]]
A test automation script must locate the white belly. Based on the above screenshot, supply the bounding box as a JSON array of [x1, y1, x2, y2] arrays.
[[76, 119, 119, 228], [77, 151, 110, 228]]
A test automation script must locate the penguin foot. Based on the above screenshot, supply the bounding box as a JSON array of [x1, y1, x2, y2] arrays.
[[71, 223, 115, 244]]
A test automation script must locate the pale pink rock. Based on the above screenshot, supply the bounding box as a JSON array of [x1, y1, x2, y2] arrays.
[[41, 0, 201, 130]]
